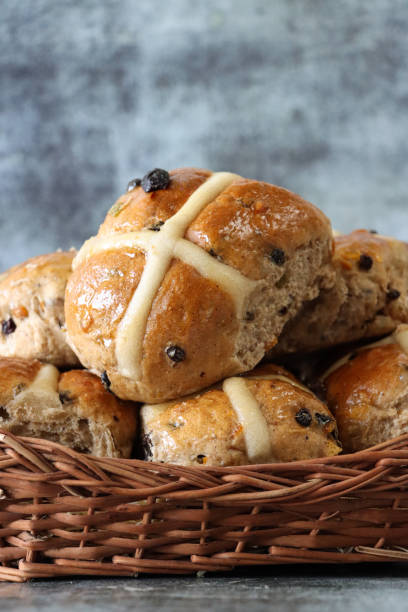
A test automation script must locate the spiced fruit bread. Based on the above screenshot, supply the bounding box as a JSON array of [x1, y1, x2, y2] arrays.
[[323, 325, 408, 453], [140, 363, 341, 466], [0, 251, 79, 367], [273, 230, 408, 355], [65, 167, 334, 403], [0, 357, 137, 457]]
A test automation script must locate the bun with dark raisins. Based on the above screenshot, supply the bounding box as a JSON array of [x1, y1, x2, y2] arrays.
[[65, 167, 334, 403], [272, 230, 408, 356], [140, 363, 341, 466], [324, 326, 408, 452], [0, 251, 79, 367], [0, 356, 138, 457]]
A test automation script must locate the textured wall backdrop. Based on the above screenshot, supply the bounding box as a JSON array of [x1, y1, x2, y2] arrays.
[[0, 0, 407, 269]]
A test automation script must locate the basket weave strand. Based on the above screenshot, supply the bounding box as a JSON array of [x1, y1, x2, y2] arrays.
[[0, 429, 408, 581]]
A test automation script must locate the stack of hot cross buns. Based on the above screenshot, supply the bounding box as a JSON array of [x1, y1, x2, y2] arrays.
[[0, 167, 407, 465]]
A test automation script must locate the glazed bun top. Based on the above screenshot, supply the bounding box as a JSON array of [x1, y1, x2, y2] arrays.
[[324, 324, 408, 403], [323, 325, 408, 452], [66, 167, 333, 403], [141, 362, 341, 466], [97, 168, 331, 272]]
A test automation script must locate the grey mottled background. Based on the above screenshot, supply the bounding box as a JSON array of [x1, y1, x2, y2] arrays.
[[0, 0, 407, 270]]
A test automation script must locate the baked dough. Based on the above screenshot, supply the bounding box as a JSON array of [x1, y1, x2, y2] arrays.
[[273, 230, 408, 355], [0, 357, 138, 457], [0, 251, 79, 367], [65, 167, 334, 403], [140, 363, 341, 466], [324, 326, 408, 452]]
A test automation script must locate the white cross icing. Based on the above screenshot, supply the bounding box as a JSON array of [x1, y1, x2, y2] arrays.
[[73, 172, 258, 381], [222, 377, 272, 462], [141, 369, 318, 463]]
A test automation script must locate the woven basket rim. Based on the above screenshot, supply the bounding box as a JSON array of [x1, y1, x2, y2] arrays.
[[1, 429, 408, 581], [2, 428, 406, 471]]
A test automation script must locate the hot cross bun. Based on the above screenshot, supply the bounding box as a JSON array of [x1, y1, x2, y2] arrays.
[[65, 167, 334, 403], [324, 325, 408, 452], [0, 357, 138, 457], [0, 251, 79, 367], [140, 363, 341, 466], [273, 230, 408, 355]]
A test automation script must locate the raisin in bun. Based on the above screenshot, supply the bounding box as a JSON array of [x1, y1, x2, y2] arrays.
[[0, 357, 137, 457], [272, 230, 408, 356], [324, 325, 408, 452], [65, 167, 334, 403], [140, 363, 341, 466], [0, 251, 79, 367]]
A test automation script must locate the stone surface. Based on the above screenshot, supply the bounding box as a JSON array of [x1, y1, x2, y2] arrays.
[[0, 565, 408, 612], [1, 0, 408, 270]]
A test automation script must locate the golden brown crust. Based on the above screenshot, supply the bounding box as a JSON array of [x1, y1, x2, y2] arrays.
[[1, 251, 74, 283], [0, 357, 41, 404], [58, 370, 138, 456], [141, 364, 341, 466], [0, 357, 138, 458], [335, 231, 408, 331], [0, 251, 79, 367], [139, 260, 239, 400], [65, 248, 146, 371], [187, 178, 332, 280], [100, 168, 212, 235], [66, 167, 333, 403], [274, 230, 408, 354], [325, 343, 408, 452]]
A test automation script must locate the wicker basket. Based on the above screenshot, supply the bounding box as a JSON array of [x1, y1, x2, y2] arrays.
[[0, 428, 408, 582]]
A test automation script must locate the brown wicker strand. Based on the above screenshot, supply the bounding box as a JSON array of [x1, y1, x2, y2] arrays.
[[1, 428, 408, 580]]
